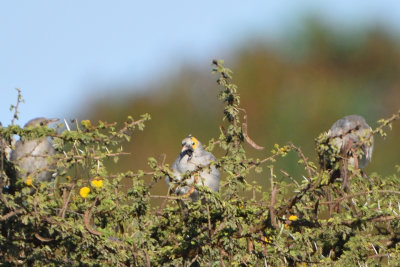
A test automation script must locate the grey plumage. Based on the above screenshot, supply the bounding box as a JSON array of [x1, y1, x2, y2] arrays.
[[10, 117, 58, 185], [1, 125, 16, 192], [166, 135, 220, 201], [0, 133, 9, 189], [327, 115, 373, 170], [317, 115, 374, 190]]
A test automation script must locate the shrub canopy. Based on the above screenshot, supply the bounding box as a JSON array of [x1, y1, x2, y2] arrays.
[[1, 61, 400, 266]]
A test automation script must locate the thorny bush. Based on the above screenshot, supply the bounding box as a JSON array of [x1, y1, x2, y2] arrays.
[[1, 60, 400, 266]]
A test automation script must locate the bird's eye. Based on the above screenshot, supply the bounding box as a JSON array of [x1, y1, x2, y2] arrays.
[[192, 142, 195, 146]]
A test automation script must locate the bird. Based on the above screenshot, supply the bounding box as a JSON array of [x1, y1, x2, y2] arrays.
[[10, 117, 58, 188], [0, 131, 9, 190], [0, 124, 16, 192], [318, 115, 373, 189], [166, 135, 220, 201]]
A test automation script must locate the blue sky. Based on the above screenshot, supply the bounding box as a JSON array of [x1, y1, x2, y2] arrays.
[[1, 1, 400, 126]]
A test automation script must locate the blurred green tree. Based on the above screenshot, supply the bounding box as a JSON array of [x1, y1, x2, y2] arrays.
[[85, 21, 400, 197]]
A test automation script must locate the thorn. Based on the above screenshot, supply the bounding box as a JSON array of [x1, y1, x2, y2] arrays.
[[371, 243, 378, 255], [63, 118, 71, 131], [313, 241, 318, 251]]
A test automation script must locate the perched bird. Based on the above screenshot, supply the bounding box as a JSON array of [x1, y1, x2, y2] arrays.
[[0, 131, 8, 189], [166, 135, 220, 201], [10, 117, 58, 187], [0, 124, 16, 192], [318, 115, 373, 188]]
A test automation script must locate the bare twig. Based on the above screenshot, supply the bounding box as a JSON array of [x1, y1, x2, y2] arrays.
[[58, 184, 76, 218], [242, 114, 264, 150], [269, 167, 278, 229], [219, 248, 227, 267], [280, 169, 300, 187], [288, 143, 316, 180], [1, 208, 24, 221], [84, 197, 102, 236], [143, 244, 151, 267], [34, 233, 53, 242], [11, 88, 24, 125], [188, 254, 199, 267]]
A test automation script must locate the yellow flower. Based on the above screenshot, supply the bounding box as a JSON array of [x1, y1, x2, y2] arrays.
[[284, 224, 290, 229], [26, 176, 33, 186], [80, 187, 90, 198], [91, 178, 103, 188], [288, 215, 298, 221], [66, 175, 71, 181], [264, 236, 273, 244]]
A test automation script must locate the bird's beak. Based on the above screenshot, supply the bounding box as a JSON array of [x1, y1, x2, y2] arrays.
[[46, 118, 59, 125], [180, 145, 194, 160], [181, 144, 193, 152]]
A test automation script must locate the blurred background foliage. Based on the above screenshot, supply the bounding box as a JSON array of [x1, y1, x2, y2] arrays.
[[82, 20, 400, 197]]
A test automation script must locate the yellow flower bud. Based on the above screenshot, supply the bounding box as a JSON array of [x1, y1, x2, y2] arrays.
[[288, 215, 298, 221], [80, 187, 90, 198]]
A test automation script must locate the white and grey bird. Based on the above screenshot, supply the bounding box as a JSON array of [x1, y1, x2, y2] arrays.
[[1, 125, 16, 192], [1, 126, 10, 190], [166, 135, 220, 201], [10, 117, 58, 186], [327, 115, 373, 170], [0, 123, 13, 161]]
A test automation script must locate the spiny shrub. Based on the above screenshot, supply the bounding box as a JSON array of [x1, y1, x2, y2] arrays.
[[0, 60, 400, 266]]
